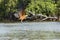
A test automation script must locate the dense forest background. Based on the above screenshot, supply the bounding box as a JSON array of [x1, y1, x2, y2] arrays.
[[0, 0, 60, 22]]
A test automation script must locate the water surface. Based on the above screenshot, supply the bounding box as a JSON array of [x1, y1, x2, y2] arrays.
[[0, 22, 60, 40]]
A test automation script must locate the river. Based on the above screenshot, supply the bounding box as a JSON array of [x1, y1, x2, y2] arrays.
[[0, 22, 60, 40]]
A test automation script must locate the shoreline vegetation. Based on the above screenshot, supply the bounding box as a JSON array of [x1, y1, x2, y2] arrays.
[[0, 0, 60, 22]]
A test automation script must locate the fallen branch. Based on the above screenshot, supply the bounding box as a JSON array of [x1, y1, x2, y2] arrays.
[[42, 17, 57, 21]]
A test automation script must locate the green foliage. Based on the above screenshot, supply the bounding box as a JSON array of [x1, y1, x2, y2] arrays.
[[5, 0, 18, 13], [57, 0, 60, 7], [0, 0, 18, 18], [0, 0, 5, 17], [0, 0, 60, 20], [25, 0, 57, 16]]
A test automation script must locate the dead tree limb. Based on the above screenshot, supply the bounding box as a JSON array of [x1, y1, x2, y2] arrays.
[[42, 17, 57, 21]]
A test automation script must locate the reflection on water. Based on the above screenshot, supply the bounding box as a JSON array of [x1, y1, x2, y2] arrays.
[[0, 22, 60, 40]]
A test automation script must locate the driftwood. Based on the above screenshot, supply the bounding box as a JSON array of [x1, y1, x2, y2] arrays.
[[42, 17, 57, 21], [14, 12, 19, 18], [27, 11, 58, 21], [13, 11, 58, 21]]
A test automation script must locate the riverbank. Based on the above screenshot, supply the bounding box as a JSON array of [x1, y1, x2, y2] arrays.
[[0, 19, 60, 23], [0, 21, 60, 23]]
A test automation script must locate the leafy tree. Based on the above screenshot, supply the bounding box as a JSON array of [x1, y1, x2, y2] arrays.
[[0, 0, 5, 17], [25, 0, 57, 16], [56, 0, 60, 20], [5, 0, 18, 13], [0, 0, 60, 21]]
